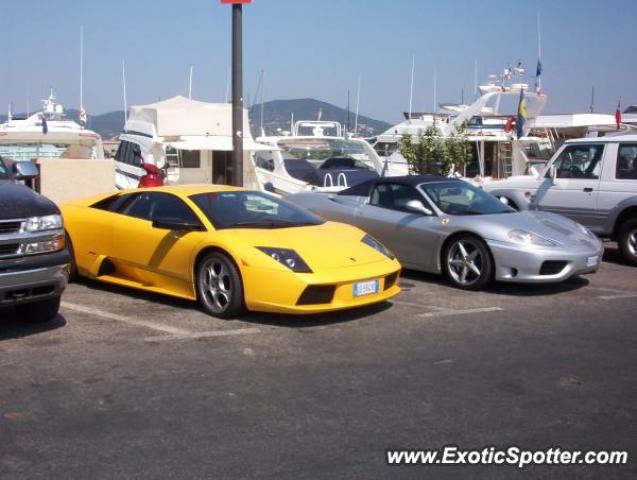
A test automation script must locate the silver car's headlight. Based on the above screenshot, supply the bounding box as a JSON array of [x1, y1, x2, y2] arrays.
[[508, 229, 558, 247], [23, 215, 63, 232], [577, 224, 596, 239]]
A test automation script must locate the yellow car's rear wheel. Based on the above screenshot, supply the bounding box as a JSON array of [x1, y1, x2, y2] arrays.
[[196, 252, 244, 318]]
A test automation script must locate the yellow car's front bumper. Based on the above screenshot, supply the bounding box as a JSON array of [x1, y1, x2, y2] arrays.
[[241, 260, 401, 314]]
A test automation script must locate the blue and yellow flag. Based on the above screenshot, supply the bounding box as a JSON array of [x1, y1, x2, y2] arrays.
[[516, 89, 527, 138]]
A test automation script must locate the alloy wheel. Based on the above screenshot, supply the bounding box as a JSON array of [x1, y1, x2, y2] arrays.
[[200, 259, 233, 313], [446, 239, 484, 287], [628, 229, 637, 257]]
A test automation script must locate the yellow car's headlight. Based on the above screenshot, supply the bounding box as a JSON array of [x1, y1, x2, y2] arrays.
[[256, 247, 312, 273], [362, 234, 395, 259]]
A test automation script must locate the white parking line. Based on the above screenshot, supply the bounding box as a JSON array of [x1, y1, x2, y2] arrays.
[[598, 294, 637, 301], [144, 328, 262, 342], [417, 307, 504, 318], [391, 300, 451, 311], [61, 302, 191, 335], [582, 287, 637, 301]]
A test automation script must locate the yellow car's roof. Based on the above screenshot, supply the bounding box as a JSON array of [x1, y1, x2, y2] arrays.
[[122, 184, 243, 197], [61, 184, 245, 208]]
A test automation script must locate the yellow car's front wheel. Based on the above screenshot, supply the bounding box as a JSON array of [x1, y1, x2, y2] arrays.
[[196, 252, 245, 318]]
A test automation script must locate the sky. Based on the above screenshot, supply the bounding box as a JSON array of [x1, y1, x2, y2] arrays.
[[1, 0, 635, 124]]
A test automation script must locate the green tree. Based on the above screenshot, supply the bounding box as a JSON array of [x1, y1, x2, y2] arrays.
[[400, 122, 471, 176]]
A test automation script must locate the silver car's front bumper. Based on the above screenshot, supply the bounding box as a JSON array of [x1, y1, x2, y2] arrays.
[[486, 239, 604, 284]]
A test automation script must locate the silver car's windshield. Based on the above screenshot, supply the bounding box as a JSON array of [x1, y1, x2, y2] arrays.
[[420, 181, 514, 216]]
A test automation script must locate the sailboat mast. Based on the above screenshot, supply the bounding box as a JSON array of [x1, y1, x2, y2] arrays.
[[408, 55, 415, 118], [537, 13, 542, 93], [474, 59, 478, 98], [260, 70, 265, 136], [122, 60, 128, 122], [433, 67, 437, 112], [188, 65, 194, 99], [354, 73, 361, 135], [80, 26, 84, 114]]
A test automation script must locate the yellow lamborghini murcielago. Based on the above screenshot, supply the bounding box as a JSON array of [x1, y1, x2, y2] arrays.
[[62, 185, 401, 318]]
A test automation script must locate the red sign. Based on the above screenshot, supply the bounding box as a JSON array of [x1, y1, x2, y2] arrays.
[[220, 0, 251, 3]]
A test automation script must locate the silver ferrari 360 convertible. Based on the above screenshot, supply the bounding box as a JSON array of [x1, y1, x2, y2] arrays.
[[286, 175, 604, 290]]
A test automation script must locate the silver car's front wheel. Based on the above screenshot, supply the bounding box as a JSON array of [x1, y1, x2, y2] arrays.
[[196, 252, 244, 318], [443, 235, 493, 290]]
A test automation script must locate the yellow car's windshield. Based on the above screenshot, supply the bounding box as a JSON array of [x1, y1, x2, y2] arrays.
[[190, 191, 325, 229]]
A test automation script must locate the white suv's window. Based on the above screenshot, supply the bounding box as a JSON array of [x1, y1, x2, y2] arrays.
[[551, 144, 604, 179], [616, 144, 637, 180]]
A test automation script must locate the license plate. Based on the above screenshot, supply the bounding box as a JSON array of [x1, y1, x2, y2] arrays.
[[586, 255, 600, 267], [353, 279, 379, 297]]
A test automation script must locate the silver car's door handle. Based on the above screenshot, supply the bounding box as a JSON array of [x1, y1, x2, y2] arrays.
[[583, 187, 594, 193]]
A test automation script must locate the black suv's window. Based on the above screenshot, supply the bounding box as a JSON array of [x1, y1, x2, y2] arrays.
[[0, 157, 8, 179], [616, 144, 637, 180], [121, 192, 200, 223], [551, 144, 604, 179], [369, 183, 423, 212]]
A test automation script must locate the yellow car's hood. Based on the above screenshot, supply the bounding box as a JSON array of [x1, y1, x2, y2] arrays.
[[227, 221, 389, 271]]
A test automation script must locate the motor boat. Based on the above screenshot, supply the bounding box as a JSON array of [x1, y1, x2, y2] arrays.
[[253, 120, 388, 195], [115, 95, 269, 190], [0, 90, 104, 163]]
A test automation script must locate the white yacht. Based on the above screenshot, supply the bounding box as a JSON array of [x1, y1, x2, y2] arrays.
[[373, 68, 549, 179], [115, 96, 269, 189], [0, 90, 104, 163], [252, 120, 386, 195]]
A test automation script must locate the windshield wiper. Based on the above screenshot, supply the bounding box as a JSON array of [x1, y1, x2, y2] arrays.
[[229, 219, 303, 229]]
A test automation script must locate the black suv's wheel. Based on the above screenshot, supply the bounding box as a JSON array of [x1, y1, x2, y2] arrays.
[[196, 252, 244, 318], [16, 296, 61, 323], [442, 234, 494, 290], [618, 218, 637, 266]]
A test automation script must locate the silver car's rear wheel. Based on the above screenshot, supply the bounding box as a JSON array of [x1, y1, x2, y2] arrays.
[[443, 235, 493, 290], [196, 252, 244, 318]]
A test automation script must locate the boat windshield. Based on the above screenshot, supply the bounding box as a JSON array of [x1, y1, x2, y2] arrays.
[[420, 181, 514, 215], [277, 138, 378, 172], [190, 190, 325, 230], [0, 158, 9, 179], [0, 142, 99, 161]]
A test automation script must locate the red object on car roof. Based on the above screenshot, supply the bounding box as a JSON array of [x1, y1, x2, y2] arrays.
[[138, 163, 164, 188]]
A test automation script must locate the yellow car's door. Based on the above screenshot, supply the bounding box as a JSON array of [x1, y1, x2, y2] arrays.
[[111, 191, 208, 298], [67, 200, 121, 276]]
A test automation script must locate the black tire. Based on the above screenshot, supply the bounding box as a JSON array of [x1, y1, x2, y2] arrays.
[[16, 296, 61, 323], [196, 252, 244, 318], [618, 218, 637, 266], [442, 234, 494, 291], [65, 232, 78, 281]]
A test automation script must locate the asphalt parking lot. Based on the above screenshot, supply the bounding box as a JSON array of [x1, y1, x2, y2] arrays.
[[1, 244, 636, 479]]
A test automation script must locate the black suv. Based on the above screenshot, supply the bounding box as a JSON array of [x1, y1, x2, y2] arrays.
[[0, 157, 70, 322]]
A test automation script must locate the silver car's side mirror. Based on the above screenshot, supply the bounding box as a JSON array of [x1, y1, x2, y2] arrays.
[[405, 199, 433, 216], [549, 164, 557, 183]]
